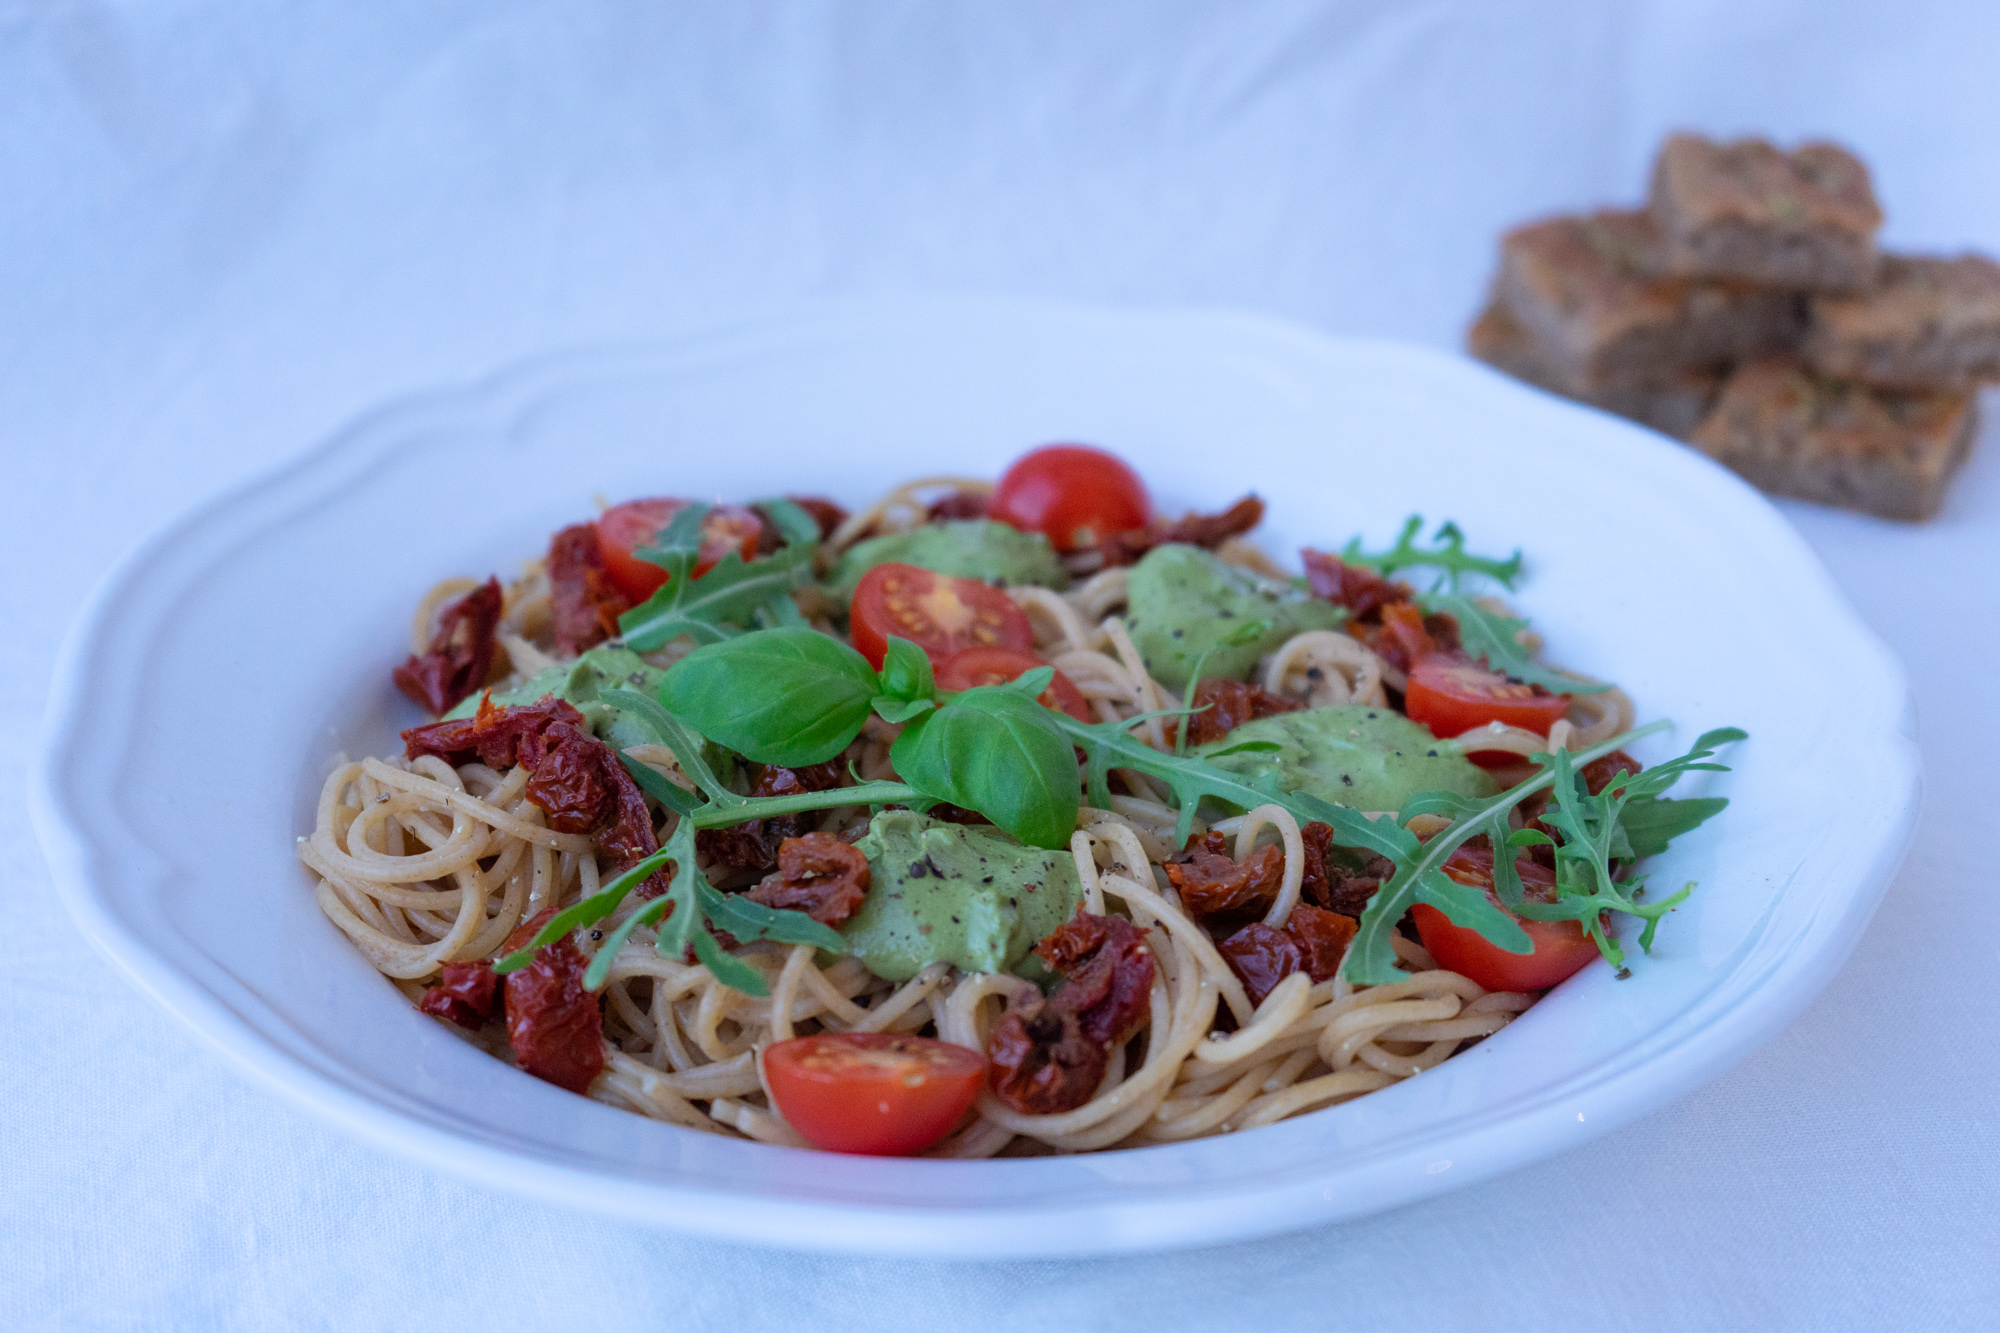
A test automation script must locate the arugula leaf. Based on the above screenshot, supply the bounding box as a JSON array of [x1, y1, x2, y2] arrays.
[[1340, 516, 1523, 590], [658, 627, 879, 767], [1514, 728, 1744, 968], [1618, 795, 1729, 859], [1419, 591, 1612, 695], [598, 687, 740, 806], [698, 881, 846, 951], [755, 497, 823, 548], [892, 685, 1081, 849], [617, 503, 816, 650], [615, 750, 702, 817]]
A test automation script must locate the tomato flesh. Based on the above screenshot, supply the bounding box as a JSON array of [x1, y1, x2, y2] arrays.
[[596, 498, 764, 604], [848, 562, 1036, 669], [1411, 846, 1602, 992], [763, 1032, 986, 1155], [934, 646, 1092, 722], [1404, 651, 1571, 739], [989, 444, 1151, 552]]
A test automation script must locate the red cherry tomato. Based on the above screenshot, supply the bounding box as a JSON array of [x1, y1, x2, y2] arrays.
[[1404, 652, 1571, 739], [763, 1032, 986, 1155], [934, 646, 1092, 722], [988, 444, 1151, 552], [596, 498, 764, 604], [1410, 846, 1602, 992], [848, 563, 1036, 669]]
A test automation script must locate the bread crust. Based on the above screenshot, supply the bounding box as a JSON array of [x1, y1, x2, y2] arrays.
[[1689, 359, 1977, 521], [1468, 301, 1722, 439], [1649, 135, 1882, 292]]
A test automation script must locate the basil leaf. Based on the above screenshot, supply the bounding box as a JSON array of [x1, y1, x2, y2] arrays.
[[890, 686, 1080, 849], [872, 697, 935, 725], [878, 636, 934, 703], [1007, 665, 1055, 698], [659, 627, 879, 767], [698, 882, 847, 952]]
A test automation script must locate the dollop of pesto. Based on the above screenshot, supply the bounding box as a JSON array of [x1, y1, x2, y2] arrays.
[[837, 809, 1082, 980], [442, 645, 666, 752], [1124, 544, 1344, 689], [1195, 704, 1495, 812], [825, 519, 1069, 601]]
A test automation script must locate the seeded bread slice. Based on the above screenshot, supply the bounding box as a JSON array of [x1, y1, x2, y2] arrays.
[[1689, 359, 1977, 521], [1468, 301, 1723, 439], [1804, 253, 2000, 391], [1495, 210, 1800, 390], [1648, 134, 1882, 292]]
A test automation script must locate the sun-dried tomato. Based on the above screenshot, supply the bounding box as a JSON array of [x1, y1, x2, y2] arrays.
[[1176, 677, 1302, 747], [1298, 821, 1393, 917], [926, 491, 990, 522], [696, 762, 845, 873], [547, 522, 633, 656], [988, 913, 1155, 1115], [744, 832, 871, 926], [500, 909, 604, 1094], [1301, 550, 1409, 622], [392, 578, 504, 716], [1215, 904, 1358, 1006], [419, 959, 503, 1030], [1099, 495, 1266, 567], [1163, 834, 1286, 933], [402, 695, 587, 770], [1438, 841, 1559, 904]]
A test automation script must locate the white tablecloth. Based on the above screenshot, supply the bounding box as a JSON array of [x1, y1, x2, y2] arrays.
[[6, 3, 1996, 1328]]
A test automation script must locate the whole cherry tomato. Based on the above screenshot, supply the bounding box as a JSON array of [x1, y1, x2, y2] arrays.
[[848, 562, 1036, 669], [934, 645, 1092, 722], [763, 1032, 986, 1155], [596, 498, 764, 603], [988, 444, 1150, 552]]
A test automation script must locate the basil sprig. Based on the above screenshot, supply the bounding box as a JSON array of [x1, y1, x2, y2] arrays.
[[890, 677, 1080, 850]]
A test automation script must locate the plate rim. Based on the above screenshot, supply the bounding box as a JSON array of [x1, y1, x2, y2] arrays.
[[31, 296, 1923, 1256]]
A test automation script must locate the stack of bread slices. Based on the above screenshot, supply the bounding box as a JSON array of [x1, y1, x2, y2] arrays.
[[1471, 133, 1998, 521]]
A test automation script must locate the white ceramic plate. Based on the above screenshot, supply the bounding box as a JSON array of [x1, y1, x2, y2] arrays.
[[34, 299, 1919, 1257]]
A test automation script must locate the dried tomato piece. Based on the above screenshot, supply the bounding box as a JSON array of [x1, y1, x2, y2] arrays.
[[1176, 677, 1302, 747], [419, 960, 502, 1030], [988, 912, 1155, 1115], [402, 695, 588, 770], [1439, 842, 1560, 904], [744, 832, 871, 926], [1099, 495, 1265, 567], [1163, 836, 1286, 933], [1215, 904, 1357, 1006], [925, 491, 990, 522], [500, 908, 604, 1094], [523, 721, 619, 833], [1299, 821, 1393, 918], [696, 762, 845, 873], [790, 496, 849, 540], [547, 522, 634, 656], [393, 578, 504, 715], [1301, 549, 1409, 622]]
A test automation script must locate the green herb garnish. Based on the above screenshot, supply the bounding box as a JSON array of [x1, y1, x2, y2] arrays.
[[617, 502, 818, 651], [1341, 516, 1523, 589]]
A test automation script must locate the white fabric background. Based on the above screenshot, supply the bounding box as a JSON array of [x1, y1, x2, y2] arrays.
[[5, 2, 1997, 1328]]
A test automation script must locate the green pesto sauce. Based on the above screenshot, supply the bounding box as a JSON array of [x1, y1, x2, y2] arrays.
[[442, 645, 666, 752], [1195, 704, 1495, 813], [838, 809, 1082, 981], [824, 519, 1069, 602], [1124, 544, 1344, 690]]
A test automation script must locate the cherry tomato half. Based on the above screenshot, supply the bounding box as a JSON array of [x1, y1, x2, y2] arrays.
[[1410, 846, 1602, 992], [596, 498, 764, 604], [848, 562, 1036, 669], [1404, 651, 1571, 739], [763, 1032, 986, 1155], [934, 646, 1093, 722], [988, 444, 1151, 552]]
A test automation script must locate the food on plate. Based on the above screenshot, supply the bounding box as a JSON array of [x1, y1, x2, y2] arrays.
[[300, 451, 1742, 1156], [1470, 132, 1990, 521], [1689, 359, 1977, 522], [1647, 134, 1883, 292]]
